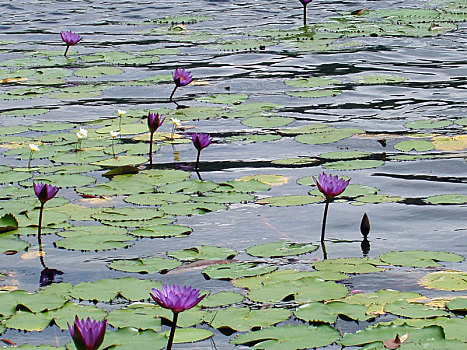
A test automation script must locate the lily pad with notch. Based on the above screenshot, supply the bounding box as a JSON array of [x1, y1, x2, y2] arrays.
[[246, 241, 318, 258]]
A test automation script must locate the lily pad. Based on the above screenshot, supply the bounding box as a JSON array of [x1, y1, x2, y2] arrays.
[[241, 116, 294, 128], [324, 159, 385, 170], [425, 194, 467, 204], [246, 241, 318, 258], [202, 262, 277, 280], [313, 257, 387, 274], [419, 270, 467, 291], [296, 128, 364, 145], [394, 139, 435, 152], [108, 257, 182, 274], [167, 245, 238, 261], [405, 119, 453, 130], [257, 195, 322, 206], [380, 250, 464, 267], [196, 93, 248, 104]]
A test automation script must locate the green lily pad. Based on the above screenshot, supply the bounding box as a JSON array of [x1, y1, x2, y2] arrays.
[[70, 277, 161, 302], [0, 213, 19, 233], [425, 194, 467, 204], [271, 157, 318, 165], [313, 257, 387, 274], [257, 195, 322, 206], [198, 291, 244, 308], [285, 77, 342, 88], [320, 150, 371, 159], [162, 328, 213, 344], [324, 159, 385, 170], [209, 307, 292, 332], [341, 323, 443, 347], [124, 193, 191, 206], [446, 298, 467, 312], [394, 140, 435, 151], [74, 66, 124, 78], [294, 301, 371, 323], [196, 93, 248, 104], [287, 88, 342, 98], [0, 236, 30, 254], [92, 207, 163, 222], [356, 74, 408, 85], [202, 262, 277, 280], [419, 270, 467, 291], [405, 119, 453, 129], [246, 277, 349, 304], [167, 245, 238, 261], [380, 250, 464, 267], [232, 324, 341, 349], [109, 256, 182, 274], [227, 134, 282, 143], [129, 225, 192, 238], [385, 300, 450, 318], [296, 128, 364, 145], [54, 233, 136, 251], [159, 202, 226, 216], [241, 116, 294, 128], [107, 306, 162, 331], [246, 241, 318, 258], [91, 155, 148, 168], [356, 194, 404, 203], [192, 191, 256, 204], [101, 327, 167, 350]]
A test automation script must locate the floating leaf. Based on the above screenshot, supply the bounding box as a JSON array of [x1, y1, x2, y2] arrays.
[[91, 155, 148, 168], [405, 119, 452, 130], [380, 250, 464, 267], [54, 233, 136, 251], [296, 128, 364, 145], [425, 194, 467, 204], [238, 174, 288, 186], [129, 225, 192, 238], [241, 116, 294, 128], [209, 307, 292, 332], [432, 135, 467, 151], [202, 262, 277, 280], [196, 93, 248, 104], [108, 257, 182, 274], [324, 160, 385, 170], [356, 74, 408, 85], [394, 140, 434, 152], [313, 257, 387, 274], [168, 245, 238, 261], [385, 300, 449, 318], [285, 77, 342, 88], [232, 324, 341, 349], [287, 88, 342, 98], [356, 194, 404, 203], [294, 301, 371, 324], [107, 306, 162, 331], [247, 241, 318, 258], [74, 66, 124, 78], [198, 291, 244, 308], [257, 195, 322, 206], [0, 213, 18, 233], [419, 270, 467, 291], [272, 157, 318, 165]]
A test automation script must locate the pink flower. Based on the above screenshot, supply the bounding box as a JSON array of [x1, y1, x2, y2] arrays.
[[33, 182, 60, 204], [68, 316, 107, 350], [150, 284, 206, 313], [173, 68, 193, 87], [313, 172, 350, 201]]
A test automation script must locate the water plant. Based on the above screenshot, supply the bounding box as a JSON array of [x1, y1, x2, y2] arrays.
[[117, 109, 126, 133], [110, 131, 119, 158], [298, 0, 312, 27], [170, 68, 193, 106], [34, 182, 60, 250], [170, 117, 182, 140], [150, 284, 206, 350], [28, 143, 39, 169], [68, 316, 107, 350], [313, 172, 349, 242], [147, 112, 165, 168], [61, 31, 82, 57], [192, 132, 212, 170], [76, 127, 87, 151]]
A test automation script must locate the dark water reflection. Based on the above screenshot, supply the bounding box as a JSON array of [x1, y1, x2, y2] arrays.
[[0, 0, 466, 348]]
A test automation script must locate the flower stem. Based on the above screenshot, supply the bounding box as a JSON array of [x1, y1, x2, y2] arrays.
[[303, 5, 307, 27], [64, 45, 70, 57], [119, 115, 122, 133], [149, 131, 154, 169], [28, 151, 33, 169], [37, 203, 44, 249], [171, 124, 175, 140], [195, 150, 201, 170], [169, 86, 180, 106], [112, 139, 116, 158], [320, 199, 330, 242], [166, 312, 179, 350]]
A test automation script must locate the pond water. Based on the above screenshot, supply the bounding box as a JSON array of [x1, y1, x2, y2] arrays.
[[0, 0, 466, 349]]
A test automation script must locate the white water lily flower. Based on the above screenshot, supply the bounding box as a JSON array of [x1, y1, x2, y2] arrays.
[[170, 117, 182, 128], [29, 144, 40, 152], [76, 127, 88, 140], [117, 109, 126, 117], [110, 131, 119, 138]]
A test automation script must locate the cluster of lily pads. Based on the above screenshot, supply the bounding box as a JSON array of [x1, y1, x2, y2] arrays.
[[1, 0, 467, 349]]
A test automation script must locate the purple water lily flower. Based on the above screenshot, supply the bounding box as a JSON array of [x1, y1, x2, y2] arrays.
[[312, 173, 350, 242], [170, 68, 193, 106], [313, 172, 349, 201], [151, 284, 206, 350], [297, 0, 313, 27], [60, 31, 82, 57], [192, 133, 212, 170], [34, 182, 60, 205], [151, 284, 206, 313], [68, 316, 107, 350], [147, 112, 166, 133], [147, 112, 165, 169]]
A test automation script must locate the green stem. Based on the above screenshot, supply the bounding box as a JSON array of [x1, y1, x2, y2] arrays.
[[149, 131, 154, 169], [303, 5, 307, 27], [37, 203, 44, 249], [321, 199, 330, 242], [28, 151, 33, 169], [112, 139, 116, 158], [166, 312, 179, 350], [195, 150, 201, 170], [169, 86, 178, 103], [64, 45, 70, 57]]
